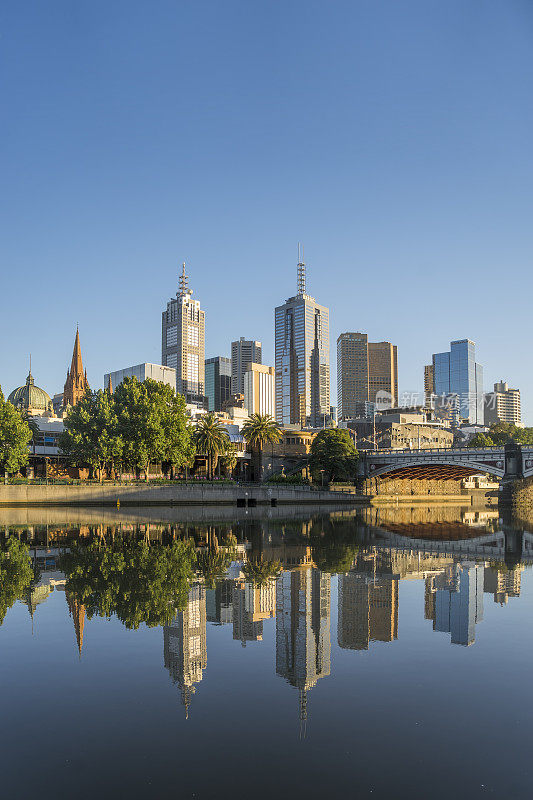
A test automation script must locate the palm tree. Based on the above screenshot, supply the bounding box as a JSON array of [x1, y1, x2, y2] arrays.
[[220, 443, 238, 480], [195, 549, 233, 589], [242, 555, 282, 585], [242, 414, 282, 482], [194, 413, 230, 479]]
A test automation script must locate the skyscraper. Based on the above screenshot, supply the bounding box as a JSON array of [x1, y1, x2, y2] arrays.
[[275, 249, 330, 428], [243, 363, 275, 416], [368, 341, 398, 406], [337, 332, 398, 420], [338, 571, 398, 650], [428, 563, 484, 646], [432, 339, 484, 425], [424, 364, 434, 406], [231, 338, 262, 395], [161, 263, 206, 404], [163, 582, 207, 717], [484, 381, 521, 426], [205, 356, 232, 412], [276, 567, 331, 732]]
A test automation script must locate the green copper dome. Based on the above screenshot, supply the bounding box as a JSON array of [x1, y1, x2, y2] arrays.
[[8, 371, 52, 413]]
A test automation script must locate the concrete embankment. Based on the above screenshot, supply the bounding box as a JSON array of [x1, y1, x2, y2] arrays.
[[0, 483, 368, 508]]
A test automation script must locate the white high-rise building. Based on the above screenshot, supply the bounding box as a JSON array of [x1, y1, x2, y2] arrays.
[[275, 248, 330, 428], [161, 263, 206, 404], [484, 381, 521, 426], [244, 363, 275, 416]]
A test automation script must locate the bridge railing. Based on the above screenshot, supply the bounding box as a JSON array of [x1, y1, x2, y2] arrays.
[[364, 446, 506, 457]]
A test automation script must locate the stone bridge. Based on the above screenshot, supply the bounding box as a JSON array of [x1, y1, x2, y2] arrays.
[[359, 443, 533, 483]]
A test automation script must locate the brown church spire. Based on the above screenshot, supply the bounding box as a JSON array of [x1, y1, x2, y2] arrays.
[[66, 593, 86, 657], [63, 327, 90, 407]]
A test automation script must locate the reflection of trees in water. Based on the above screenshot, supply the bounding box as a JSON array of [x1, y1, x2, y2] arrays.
[[309, 517, 361, 574], [242, 556, 282, 585], [0, 538, 34, 625], [60, 537, 196, 629]]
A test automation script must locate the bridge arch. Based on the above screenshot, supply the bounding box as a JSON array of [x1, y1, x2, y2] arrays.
[[364, 448, 507, 482]]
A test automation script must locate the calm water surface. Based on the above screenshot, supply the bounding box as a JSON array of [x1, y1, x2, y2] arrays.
[[1, 505, 533, 799]]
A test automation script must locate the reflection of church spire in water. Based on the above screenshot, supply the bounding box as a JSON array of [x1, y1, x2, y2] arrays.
[[66, 593, 86, 657]]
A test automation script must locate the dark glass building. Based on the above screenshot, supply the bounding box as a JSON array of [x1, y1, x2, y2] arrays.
[[205, 356, 232, 412]]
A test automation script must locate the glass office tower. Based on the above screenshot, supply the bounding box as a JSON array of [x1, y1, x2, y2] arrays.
[[432, 339, 484, 424], [205, 356, 231, 412], [275, 251, 330, 428]]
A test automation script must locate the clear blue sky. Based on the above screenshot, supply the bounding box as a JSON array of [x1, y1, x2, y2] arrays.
[[2, 1, 532, 420]]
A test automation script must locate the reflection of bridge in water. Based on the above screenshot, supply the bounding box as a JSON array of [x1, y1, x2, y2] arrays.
[[356, 508, 533, 565]]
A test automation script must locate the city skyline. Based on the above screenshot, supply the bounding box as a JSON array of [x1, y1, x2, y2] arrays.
[[2, 3, 532, 423], [3, 259, 526, 426]]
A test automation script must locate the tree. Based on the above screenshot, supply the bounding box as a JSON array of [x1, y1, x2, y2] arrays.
[[194, 413, 230, 479], [0, 538, 34, 624], [309, 517, 360, 574], [114, 377, 194, 479], [242, 414, 282, 481], [0, 387, 32, 479], [219, 442, 238, 479], [468, 431, 496, 448], [22, 412, 40, 457], [309, 428, 358, 483], [195, 549, 233, 589], [468, 423, 533, 448], [311, 539, 359, 574], [242, 555, 282, 585], [60, 537, 196, 629], [60, 389, 122, 480]]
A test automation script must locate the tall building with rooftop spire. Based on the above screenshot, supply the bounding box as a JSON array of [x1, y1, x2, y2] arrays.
[[275, 246, 330, 428], [63, 328, 89, 408], [162, 263, 206, 405]]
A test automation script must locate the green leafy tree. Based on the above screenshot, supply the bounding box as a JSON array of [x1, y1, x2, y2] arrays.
[[0, 388, 32, 479], [60, 389, 122, 481], [194, 413, 230, 479], [311, 539, 359, 574], [114, 377, 195, 479], [60, 537, 196, 629], [22, 412, 40, 456], [309, 428, 358, 483], [242, 414, 282, 481], [242, 555, 282, 585], [468, 423, 533, 448], [219, 442, 238, 479], [309, 517, 360, 573], [468, 431, 495, 448], [0, 538, 34, 624]]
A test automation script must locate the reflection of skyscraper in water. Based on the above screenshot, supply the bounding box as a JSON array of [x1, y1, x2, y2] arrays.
[[206, 579, 234, 624], [426, 563, 484, 646], [338, 571, 398, 650], [163, 582, 207, 717], [484, 565, 522, 605], [276, 568, 331, 735], [232, 579, 276, 645]]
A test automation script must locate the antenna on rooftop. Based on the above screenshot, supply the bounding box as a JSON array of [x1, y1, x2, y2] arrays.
[[297, 243, 306, 295], [178, 262, 190, 297]]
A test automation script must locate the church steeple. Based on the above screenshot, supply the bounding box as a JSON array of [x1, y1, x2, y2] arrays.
[[66, 593, 86, 658], [63, 327, 90, 407]]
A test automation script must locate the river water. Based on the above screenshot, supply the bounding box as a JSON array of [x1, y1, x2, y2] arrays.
[[1, 504, 532, 799]]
